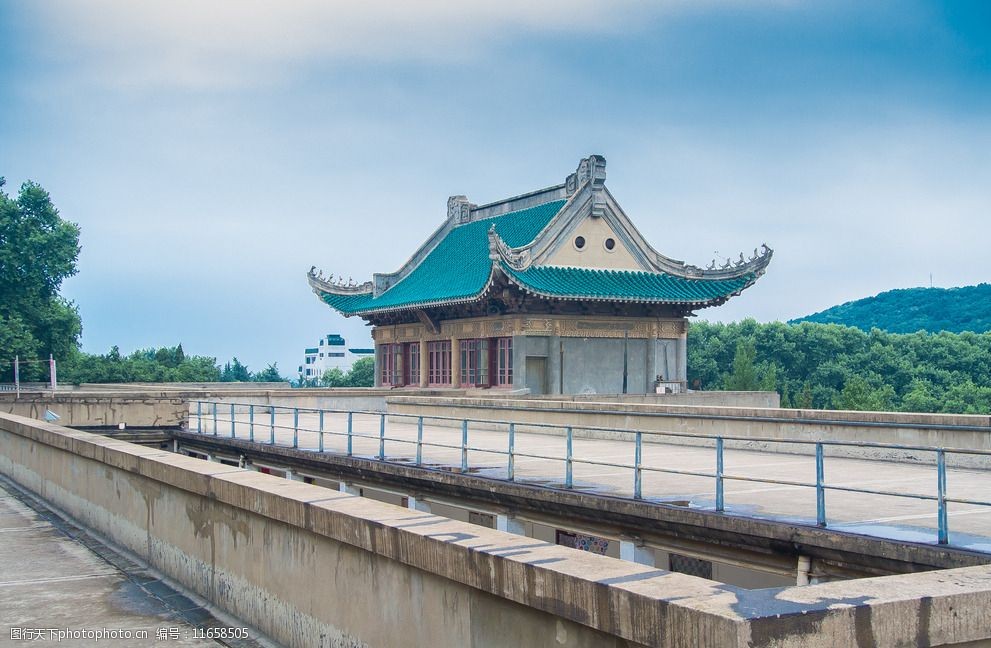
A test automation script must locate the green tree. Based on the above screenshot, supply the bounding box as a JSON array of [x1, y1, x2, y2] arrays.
[[345, 357, 375, 387], [759, 362, 778, 392], [724, 339, 759, 391], [900, 379, 939, 413], [836, 376, 894, 411], [0, 178, 81, 381], [253, 363, 285, 383], [221, 358, 251, 382], [320, 367, 347, 387]]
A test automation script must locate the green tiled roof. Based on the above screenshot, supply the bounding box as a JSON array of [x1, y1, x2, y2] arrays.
[[321, 200, 566, 314], [502, 264, 754, 303], [318, 197, 755, 315]]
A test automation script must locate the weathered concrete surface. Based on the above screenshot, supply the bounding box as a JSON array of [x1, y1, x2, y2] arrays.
[[0, 479, 256, 647], [534, 391, 781, 408], [0, 392, 187, 428], [388, 396, 991, 466], [172, 429, 991, 580], [2, 412, 991, 647]]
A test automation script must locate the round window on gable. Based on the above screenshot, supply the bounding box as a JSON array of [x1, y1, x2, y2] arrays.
[[574, 236, 586, 250], [604, 237, 616, 251]]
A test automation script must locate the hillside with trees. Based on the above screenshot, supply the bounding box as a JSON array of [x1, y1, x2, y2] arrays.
[[689, 320, 991, 414], [791, 284, 991, 334]]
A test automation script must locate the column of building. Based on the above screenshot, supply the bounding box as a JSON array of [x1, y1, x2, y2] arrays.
[[419, 339, 429, 387], [450, 332, 461, 387]]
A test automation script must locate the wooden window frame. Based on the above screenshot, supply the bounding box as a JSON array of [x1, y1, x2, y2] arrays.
[[427, 340, 451, 386]]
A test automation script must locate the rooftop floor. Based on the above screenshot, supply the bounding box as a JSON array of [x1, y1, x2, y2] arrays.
[[0, 478, 265, 647]]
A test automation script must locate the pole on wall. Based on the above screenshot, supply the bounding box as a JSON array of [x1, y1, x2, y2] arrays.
[[622, 331, 629, 394], [14, 355, 20, 398], [49, 354, 57, 391]]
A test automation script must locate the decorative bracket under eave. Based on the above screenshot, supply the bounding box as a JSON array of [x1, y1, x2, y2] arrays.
[[414, 309, 441, 335]]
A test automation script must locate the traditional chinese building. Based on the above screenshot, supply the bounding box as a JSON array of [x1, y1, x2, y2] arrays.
[[308, 155, 771, 394]]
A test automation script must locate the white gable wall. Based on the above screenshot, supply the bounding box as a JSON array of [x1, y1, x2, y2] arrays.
[[543, 214, 645, 271]]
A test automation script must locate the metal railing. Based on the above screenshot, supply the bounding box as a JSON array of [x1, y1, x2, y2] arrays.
[[186, 401, 991, 547]]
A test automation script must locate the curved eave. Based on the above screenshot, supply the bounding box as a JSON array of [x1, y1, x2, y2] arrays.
[[317, 265, 501, 318], [499, 263, 762, 309]]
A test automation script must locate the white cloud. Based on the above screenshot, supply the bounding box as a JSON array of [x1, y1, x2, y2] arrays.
[[30, 0, 656, 88], [28, 0, 797, 88]]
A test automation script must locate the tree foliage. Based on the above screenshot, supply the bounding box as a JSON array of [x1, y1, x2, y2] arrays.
[[318, 357, 374, 388], [0, 178, 81, 381], [60, 345, 288, 384], [688, 320, 991, 414], [791, 284, 991, 334], [61, 345, 221, 383]]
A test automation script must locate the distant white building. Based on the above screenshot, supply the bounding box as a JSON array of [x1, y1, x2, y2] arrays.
[[298, 334, 374, 382]]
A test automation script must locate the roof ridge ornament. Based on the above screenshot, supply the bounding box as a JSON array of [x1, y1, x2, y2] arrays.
[[307, 266, 372, 294], [447, 195, 476, 225], [565, 154, 607, 197], [487, 225, 531, 270], [702, 243, 773, 278]]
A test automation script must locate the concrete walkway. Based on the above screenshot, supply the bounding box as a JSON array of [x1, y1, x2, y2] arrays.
[[191, 408, 991, 551], [0, 479, 264, 647]]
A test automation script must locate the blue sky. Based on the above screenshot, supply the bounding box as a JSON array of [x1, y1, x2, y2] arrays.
[[1, 1, 989, 375]]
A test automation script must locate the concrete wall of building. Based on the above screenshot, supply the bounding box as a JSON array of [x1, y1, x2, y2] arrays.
[[2, 412, 991, 648], [0, 393, 187, 428], [387, 396, 991, 467], [374, 314, 689, 395]]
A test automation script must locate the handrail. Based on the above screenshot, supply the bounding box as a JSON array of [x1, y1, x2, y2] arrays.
[[184, 400, 991, 547]]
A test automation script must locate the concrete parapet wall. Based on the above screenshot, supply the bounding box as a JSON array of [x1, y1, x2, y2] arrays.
[[0, 393, 186, 428], [532, 391, 781, 408], [1, 412, 991, 647], [387, 396, 991, 467]]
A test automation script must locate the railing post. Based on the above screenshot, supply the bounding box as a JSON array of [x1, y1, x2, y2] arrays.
[[248, 404, 254, 442], [293, 408, 299, 449], [230, 403, 236, 438], [318, 410, 324, 453], [378, 414, 386, 460], [415, 417, 423, 466], [347, 412, 353, 457], [212, 402, 218, 436], [508, 423, 515, 482], [269, 407, 275, 445], [634, 431, 643, 500], [461, 419, 468, 472], [196, 401, 201, 434], [565, 426, 573, 489], [816, 442, 826, 527], [715, 436, 724, 512], [937, 449, 948, 545]]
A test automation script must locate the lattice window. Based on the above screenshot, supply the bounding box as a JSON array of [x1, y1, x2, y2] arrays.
[[496, 337, 513, 386], [427, 340, 451, 385], [405, 343, 420, 385]]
